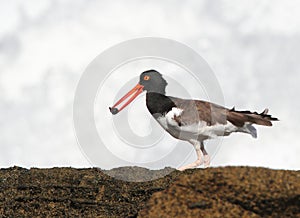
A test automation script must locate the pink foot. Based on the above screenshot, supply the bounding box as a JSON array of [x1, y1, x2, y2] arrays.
[[203, 155, 210, 168], [177, 159, 202, 171]]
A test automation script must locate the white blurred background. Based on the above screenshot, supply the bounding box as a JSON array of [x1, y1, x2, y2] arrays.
[[0, 0, 299, 170]]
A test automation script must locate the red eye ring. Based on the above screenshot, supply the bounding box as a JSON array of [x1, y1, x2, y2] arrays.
[[144, 75, 150, 81]]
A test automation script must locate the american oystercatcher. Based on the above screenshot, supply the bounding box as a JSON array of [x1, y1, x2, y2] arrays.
[[109, 70, 278, 171]]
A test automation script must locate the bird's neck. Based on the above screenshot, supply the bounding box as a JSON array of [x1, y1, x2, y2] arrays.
[[147, 86, 166, 95], [146, 92, 176, 116]]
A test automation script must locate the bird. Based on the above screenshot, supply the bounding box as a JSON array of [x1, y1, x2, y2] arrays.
[[109, 70, 278, 171]]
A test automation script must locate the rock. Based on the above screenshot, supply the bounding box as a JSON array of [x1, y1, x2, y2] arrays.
[[0, 166, 299, 217], [138, 167, 300, 217]]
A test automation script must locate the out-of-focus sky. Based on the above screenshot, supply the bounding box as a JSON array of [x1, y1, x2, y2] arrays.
[[0, 0, 299, 170]]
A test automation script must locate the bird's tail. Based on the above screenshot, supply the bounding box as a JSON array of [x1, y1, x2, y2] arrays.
[[228, 108, 279, 127], [245, 123, 257, 138]]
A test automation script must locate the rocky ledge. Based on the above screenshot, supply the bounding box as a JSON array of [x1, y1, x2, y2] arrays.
[[0, 166, 299, 217]]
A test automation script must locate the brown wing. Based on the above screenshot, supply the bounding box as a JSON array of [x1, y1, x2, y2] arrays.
[[169, 97, 227, 126], [169, 96, 278, 127]]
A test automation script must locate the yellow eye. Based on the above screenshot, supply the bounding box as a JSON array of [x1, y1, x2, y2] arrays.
[[144, 75, 150, 81]]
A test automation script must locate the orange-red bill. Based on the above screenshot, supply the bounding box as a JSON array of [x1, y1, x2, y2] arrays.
[[109, 83, 144, 115]]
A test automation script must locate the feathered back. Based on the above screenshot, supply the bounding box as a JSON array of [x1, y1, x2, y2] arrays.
[[169, 96, 278, 127]]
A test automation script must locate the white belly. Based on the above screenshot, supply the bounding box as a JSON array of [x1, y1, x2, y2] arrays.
[[155, 107, 239, 141]]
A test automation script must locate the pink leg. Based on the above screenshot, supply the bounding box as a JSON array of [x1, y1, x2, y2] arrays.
[[177, 140, 204, 171], [201, 142, 210, 168]]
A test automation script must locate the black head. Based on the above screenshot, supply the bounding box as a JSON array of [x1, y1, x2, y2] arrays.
[[109, 69, 167, 115], [139, 70, 168, 94]]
